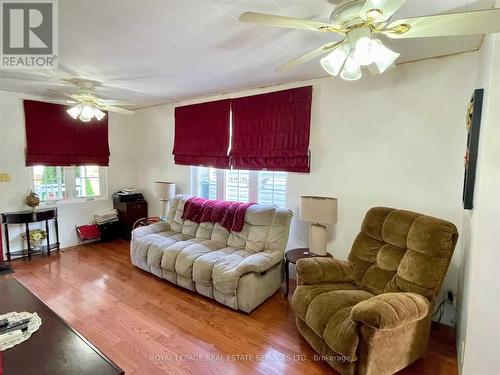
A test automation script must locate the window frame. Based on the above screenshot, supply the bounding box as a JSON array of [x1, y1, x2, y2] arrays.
[[31, 166, 108, 204], [190, 166, 287, 208]]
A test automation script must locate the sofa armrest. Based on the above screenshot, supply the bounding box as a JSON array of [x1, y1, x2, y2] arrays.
[[235, 250, 283, 275], [296, 258, 353, 286], [350, 293, 430, 330], [131, 222, 171, 240]]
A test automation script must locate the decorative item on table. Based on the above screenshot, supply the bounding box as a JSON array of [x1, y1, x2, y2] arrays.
[[114, 188, 144, 202], [0, 311, 42, 351], [93, 209, 119, 225], [462, 89, 483, 210], [22, 229, 47, 250], [300, 196, 338, 256], [153, 182, 176, 222], [76, 224, 101, 244], [24, 191, 40, 212]]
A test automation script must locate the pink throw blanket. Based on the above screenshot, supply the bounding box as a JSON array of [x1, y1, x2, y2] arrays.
[[182, 197, 255, 232]]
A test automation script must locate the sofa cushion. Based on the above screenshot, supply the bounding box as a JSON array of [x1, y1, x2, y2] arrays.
[[305, 289, 374, 338], [160, 239, 202, 271], [292, 283, 361, 321], [294, 286, 373, 363], [146, 237, 179, 268], [175, 240, 226, 278], [134, 232, 180, 263], [193, 248, 241, 284], [211, 250, 257, 295]]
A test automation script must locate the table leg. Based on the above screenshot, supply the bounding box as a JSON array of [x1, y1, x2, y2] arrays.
[[284, 259, 290, 298], [4, 224, 10, 262], [45, 220, 50, 256], [54, 216, 60, 251], [25, 222, 31, 261]]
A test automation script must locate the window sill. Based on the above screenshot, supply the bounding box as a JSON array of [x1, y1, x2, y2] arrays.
[[40, 196, 109, 207]]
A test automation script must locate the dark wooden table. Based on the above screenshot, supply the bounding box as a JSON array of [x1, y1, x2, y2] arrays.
[[0, 279, 123, 375], [1, 208, 60, 261], [284, 248, 332, 298]]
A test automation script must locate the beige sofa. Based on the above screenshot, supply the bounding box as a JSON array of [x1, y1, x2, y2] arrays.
[[130, 194, 293, 312]]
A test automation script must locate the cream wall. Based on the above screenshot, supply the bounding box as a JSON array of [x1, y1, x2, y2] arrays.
[[133, 52, 478, 322], [0, 92, 138, 252], [457, 33, 500, 374]]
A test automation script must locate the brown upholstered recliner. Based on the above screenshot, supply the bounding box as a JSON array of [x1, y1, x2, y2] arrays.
[[292, 207, 458, 375]]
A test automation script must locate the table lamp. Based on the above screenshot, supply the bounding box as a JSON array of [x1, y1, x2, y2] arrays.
[[300, 196, 338, 256], [153, 182, 176, 222]]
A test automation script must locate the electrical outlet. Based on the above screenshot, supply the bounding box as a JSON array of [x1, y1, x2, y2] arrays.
[[0, 173, 11, 182], [446, 290, 454, 305]]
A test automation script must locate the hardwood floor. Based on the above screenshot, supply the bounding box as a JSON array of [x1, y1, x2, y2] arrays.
[[3, 241, 458, 375]]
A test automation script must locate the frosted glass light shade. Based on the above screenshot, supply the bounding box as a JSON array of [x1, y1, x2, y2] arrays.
[[94, 108, 106, 120], [354, 37, 375, 66], [372, 39, 400, 73], [300, 196, 338, 224], [340, 53, 362, 81], [79, 105, 94, 122], [320, 44, 350, 76], [67, 104, 82, 119], [153, 181, 176, 200]]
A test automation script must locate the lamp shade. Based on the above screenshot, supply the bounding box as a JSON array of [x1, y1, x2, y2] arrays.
[[153, 181, 176, 200], [300, 196, 338, 224]]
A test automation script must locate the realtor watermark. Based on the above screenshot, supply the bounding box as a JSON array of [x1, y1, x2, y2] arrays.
[[1, 0, 58, 69], [149, 353, 352, 363]]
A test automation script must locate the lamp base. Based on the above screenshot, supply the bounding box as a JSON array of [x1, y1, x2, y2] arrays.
[[309, 223, 328, 256], [159, 200, 169, 222]]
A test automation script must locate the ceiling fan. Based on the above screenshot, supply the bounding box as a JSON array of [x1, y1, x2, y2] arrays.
[[49, 79, 135, 122], [240, 0, 500, 81]]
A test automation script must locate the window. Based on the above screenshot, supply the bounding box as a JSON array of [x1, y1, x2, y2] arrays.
[[32, 166, 107, 202], [192, 167, 287, 208]]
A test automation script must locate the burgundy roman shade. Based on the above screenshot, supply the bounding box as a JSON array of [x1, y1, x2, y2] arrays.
[[173, 99, 231, 169], [230, 86, 312, 173], [24, 100, 110, 166]]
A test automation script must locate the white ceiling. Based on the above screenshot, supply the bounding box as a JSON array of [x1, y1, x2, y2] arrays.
[[0, 0, 496, 107]]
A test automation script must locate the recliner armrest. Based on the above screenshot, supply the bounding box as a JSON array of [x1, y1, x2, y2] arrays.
[[131, 222, 171, 240], [350, 292, 430, 330], [296, 258, 353, 285]]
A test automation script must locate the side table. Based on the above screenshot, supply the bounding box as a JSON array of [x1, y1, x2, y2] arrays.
[[284, 248, 332, 298], [1, 208, 60, 261]]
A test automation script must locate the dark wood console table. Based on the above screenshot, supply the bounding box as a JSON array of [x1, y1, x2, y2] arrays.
[[1, 208, 60, 261]]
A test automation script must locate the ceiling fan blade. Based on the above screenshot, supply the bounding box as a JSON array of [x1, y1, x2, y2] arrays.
[[100, 99, 132, 106], [360, 0, 407, 22], [48, 89, 79, 101], [239, 12, 344, 35], [384, 8, 500, 39], [276, 41, 345, 71], [0, 71, 70, 85], [101, 105, 134, 115]]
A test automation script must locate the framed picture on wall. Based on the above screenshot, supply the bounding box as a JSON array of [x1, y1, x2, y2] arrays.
[[462, 88, 484, 210]]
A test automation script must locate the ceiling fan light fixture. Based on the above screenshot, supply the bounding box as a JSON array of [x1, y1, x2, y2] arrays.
[[340, 52, 362, 81], [320, 44, 350, 76], [371, 39, 400, 73], [354, 37, 376, 66], [94, 108, 106, 121], [79, 104, 94, 122], [67, 104, 82, 120]]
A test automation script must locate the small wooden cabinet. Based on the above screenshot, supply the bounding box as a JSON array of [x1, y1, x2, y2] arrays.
[[112, 199, 147, 240]]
